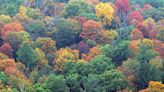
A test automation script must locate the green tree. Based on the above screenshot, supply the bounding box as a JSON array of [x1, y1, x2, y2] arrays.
[[45, 75, 69, 92], [81, 74, 102, 92], [0, 0, 24, 16], [136, 44, 160, 89], [99, 70, 127, 91], [112, 41, 130, 66], [0, 71, 8, 84], [16, 42, 37, 69], [66, 74, 81, 92], [51, 18, 80, 48], [88, 55, 115, 74], [64, 0, 93, 18]]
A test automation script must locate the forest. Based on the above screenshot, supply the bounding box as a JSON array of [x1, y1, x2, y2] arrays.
[[0, 0, 163, 92]]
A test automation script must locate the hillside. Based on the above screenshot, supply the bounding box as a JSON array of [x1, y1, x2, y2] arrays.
[[0, 0, 164, 92]]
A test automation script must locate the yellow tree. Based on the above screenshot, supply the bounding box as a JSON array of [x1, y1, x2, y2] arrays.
[[139, 81, 164, 92], [16, 6, 28, 19], [95, 3, 115, 25], [97, 29, 118, 44], [54, 48, 79, 71], [0, 15, 11, 23]]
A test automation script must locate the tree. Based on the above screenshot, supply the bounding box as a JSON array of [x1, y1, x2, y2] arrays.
[[0, 0, 24, 16], [142, 7, 164, 21], [0, 43, 13, 57], [88, 55, 115, 74], [128, 11, 143, 25], [35, 37, 56, 54], [66, 74, 81, 92], [0, 59, 16, 71], [70, 41, 91, 56], [157, 30, 164, 42], [112, 41, 130, 65], [81, 74, 102, 92], [97, 29, 118, 44], [25, 20, 45, 40], [95, 2, 115, 25], [2, 32, 24, 59], [16, 42, 37, 69], [139, 81, 164, 92], [80, 20, 102, 41], [64, 3, 81, 18], [51, 18, 80, 48], [35, 37, 56, 64], [82, 45, 102, 62], [136, 43, 160, 89], [0, 71, 8, 85], [116, 25, 134, 41], [17, 31, 31, 42], [45, 75, 69, 92], [115, 0, 131, 28], [0, 52, 9, 60], [0, 22, 24, 36], [8, 75, 35, 92], [153, 40, 164, 58], [122, 59, 141, 90], [34, 48, 48, 69], [137, 18, 157, 38], [130, 29, 143, 40], [0, 15, 11, 23], [99, 70, 127, 91], [64, 0, 93, 18], [54, 48, 79, 71]]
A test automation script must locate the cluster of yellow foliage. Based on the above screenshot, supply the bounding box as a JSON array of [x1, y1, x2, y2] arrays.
[[129, 38, 153, 52], [97, 29, 118, 44], [95, 3, 115, 24], [143, 18, 156, 27], [17, 6, 28, 19], [54, 48, 79, 71], [140, 81, 164, 92], [0, 15, 11, 23]]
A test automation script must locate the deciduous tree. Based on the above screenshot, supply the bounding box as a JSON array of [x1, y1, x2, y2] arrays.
[[95, 2, 115, 25], [16, 42, 37, 70], [80, 20, 102, 41]]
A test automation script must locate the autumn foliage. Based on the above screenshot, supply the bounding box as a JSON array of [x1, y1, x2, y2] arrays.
[[95, 2, 115, 24], [115, 0, 131, 13], [0, 43, 13, 57], [0, 0, 163, 91], [54, 48, 79, 71], [0, 22, 24, 36], [80, 20, 102, 40], [82, 46, 101, 62], [139, 81, 164, 92], [129, 11, 143, 25], [130, 29, 143, 40]]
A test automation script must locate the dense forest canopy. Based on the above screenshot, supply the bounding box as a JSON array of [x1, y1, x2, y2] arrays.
[[0, 0, 164, 92]]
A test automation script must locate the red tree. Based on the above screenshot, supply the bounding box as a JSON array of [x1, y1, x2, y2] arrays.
[[115, 0, 131, 13], [80, 20, 102, 41], [74, 16, 87, 26], [137, 18, 157, 38], [130, 29, 143, 40], [153, 40, 164, 58], [0, 43, 13, 57], [70, 41, 91, 56], [128, 11, 143, 25], [149, 29, 159, 39], [115, 0, 131, 28], [0, 22, 24, 36]]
